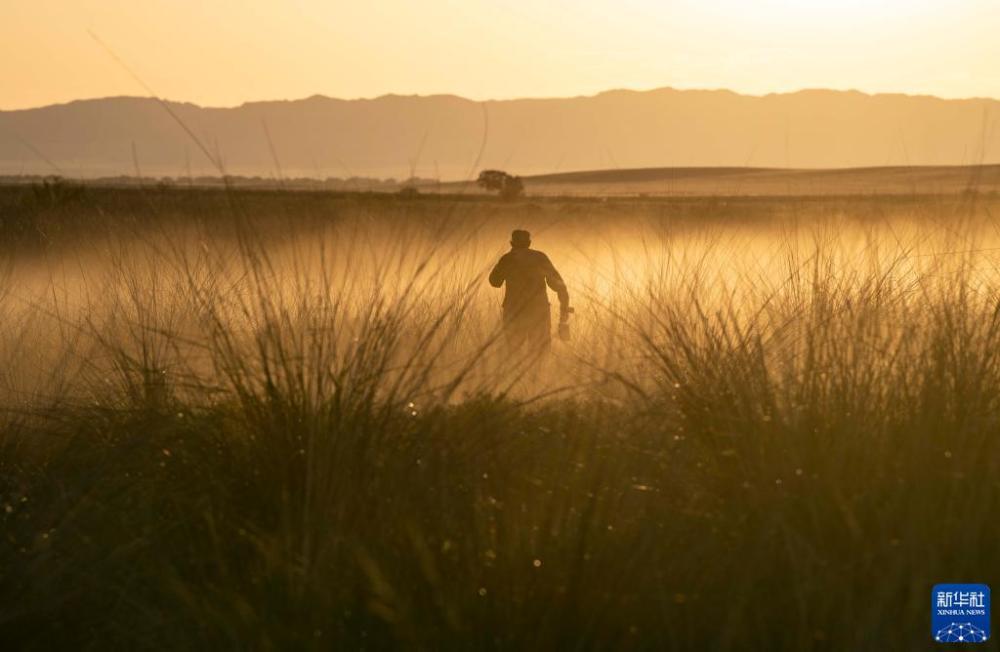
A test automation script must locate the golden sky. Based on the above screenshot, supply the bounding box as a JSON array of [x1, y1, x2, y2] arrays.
[[3, 0, 999, 110]]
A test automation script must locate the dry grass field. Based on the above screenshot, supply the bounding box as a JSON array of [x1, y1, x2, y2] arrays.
[[3, 182, 1000, 649]]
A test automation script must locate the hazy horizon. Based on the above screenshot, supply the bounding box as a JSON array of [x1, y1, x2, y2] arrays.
[[4, 87, 999, 179], [5, 0, 1000, 111], [8, 83, 1000, 114]]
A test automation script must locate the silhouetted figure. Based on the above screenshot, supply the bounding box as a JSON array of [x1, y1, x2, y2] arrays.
[[489, 230, 570, 355]]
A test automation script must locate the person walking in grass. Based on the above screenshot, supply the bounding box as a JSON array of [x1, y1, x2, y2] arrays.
[[489, 229, 571, 356]]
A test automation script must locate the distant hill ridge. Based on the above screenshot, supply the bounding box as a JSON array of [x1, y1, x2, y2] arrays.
[[2, 87, 999, 179]]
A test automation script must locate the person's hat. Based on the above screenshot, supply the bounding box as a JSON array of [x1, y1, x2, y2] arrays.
[[511, 229, 531, 247]]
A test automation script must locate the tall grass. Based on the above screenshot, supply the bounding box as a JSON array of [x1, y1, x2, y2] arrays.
[[2, 188, 1000, 649]]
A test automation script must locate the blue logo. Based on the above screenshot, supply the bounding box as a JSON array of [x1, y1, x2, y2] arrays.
[[933, 584, 990, 643]]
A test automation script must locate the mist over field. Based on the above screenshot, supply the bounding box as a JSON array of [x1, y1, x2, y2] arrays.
[[4, 183, 1000, 649]]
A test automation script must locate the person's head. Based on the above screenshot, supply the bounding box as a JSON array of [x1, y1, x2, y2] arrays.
[[510, 229, 531, 249]]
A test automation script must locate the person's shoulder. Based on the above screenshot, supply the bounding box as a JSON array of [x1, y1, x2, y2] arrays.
[[529, 249, 552, 262]]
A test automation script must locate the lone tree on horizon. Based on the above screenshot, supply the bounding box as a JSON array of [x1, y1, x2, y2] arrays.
[[477, 169, 524, 199]]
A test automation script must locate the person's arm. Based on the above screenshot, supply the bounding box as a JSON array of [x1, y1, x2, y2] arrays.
[[488, 255, 507, 288], [542, 255, 571, 321]]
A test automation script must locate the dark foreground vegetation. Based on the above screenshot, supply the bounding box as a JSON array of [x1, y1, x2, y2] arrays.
[[2, 185, 1000, 649]]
